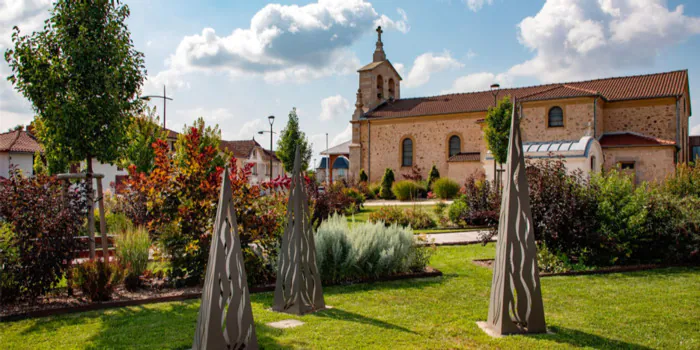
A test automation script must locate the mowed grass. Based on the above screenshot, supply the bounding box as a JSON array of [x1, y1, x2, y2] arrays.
[[1, 245, 698, 349]]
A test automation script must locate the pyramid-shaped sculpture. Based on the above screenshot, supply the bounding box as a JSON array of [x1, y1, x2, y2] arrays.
[[273, 147, 326, 315], [193, 168, 258, 349], [485, 100, 546, 335]]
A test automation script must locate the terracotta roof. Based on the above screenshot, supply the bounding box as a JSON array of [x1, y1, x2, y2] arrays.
[[599, 132, 676, 148], [0, 130, 43, 153], [220, 139, 260, 158], [365, 70, 688, 119], [448, 152, 480, 162], [164, 128, 179, 139], [220, 139, 279, 161]]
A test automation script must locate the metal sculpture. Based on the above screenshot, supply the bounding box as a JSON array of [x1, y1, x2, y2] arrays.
[[193, 168, 258, 349], [273, 147, 326, 315], [485, 99, 546, 335]]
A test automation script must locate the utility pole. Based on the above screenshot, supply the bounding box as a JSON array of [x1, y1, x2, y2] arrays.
[[140, 85, 173, 128], [326, 133, 329, 185]]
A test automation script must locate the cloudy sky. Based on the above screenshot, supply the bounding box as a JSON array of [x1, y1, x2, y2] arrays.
[[2, 0, 700, 162]]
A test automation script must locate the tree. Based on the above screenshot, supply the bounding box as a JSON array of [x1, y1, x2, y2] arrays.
[[120, 106, 167, 173], [484, 96, 512, 187], [5, 0, 146, 258], [277, 108, 312, 173]]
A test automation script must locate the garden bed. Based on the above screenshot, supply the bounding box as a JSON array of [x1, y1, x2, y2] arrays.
[[471, 258, 695, 276], [0, 267, 442, 322]]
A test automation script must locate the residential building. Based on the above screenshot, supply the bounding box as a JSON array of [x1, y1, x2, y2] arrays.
[[349, 28, 692, 184], [219, 138, 284, 184], [0, 128, 42, 178], [690, 135, 700, 162]]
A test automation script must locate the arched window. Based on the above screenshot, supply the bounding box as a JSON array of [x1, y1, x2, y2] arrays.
[[376, 75, 384, 99], [548, 106, 564, 127], [402, 138, 413, 167], [388, 78, 395, 99], [449, 135, 461, 157], [590, 155, 596, 171]]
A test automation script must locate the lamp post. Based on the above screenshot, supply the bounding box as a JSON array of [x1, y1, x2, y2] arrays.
[[490, 83, 501, 188], [140, 85, 173, 128], [326, 133, 329, 185], [257, 115, 275, 181]]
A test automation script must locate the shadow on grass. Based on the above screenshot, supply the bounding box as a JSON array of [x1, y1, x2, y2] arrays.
[[320, 275, 447, 296], [532, 326, 654, 350], [314, 307, 416, 334]]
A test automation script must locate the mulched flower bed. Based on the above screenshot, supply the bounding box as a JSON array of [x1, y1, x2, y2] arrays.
[[471, 259, 693, 277], [1, 267, 442, 322]]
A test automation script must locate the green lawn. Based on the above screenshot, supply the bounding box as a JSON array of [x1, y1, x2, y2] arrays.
[[1, 245, 698, 349]]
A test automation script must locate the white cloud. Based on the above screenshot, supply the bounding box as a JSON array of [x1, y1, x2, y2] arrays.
[[691, 124, 700, 136], [331, 124, 352, 145], [509, 0, 700, 82], [374, 8, 410, 34], [319, 95, 351, 121], [231, 119, 264, 141], [0, 0, 52, 130], [403, 51, 463, 88], [175, 107, 234, 124], [466, 49, 476, 59], [158, 0, 409, 84], [444, 0, 700, 94], [441, 71, 512, 94], [464, 0, 493, 12]]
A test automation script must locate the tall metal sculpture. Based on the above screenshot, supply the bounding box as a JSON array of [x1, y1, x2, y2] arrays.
[[485, 99, 546, 335], [273, 147, 326, 315], [193, 168, 258, 349]]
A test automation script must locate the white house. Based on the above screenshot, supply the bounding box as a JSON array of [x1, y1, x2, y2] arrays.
[[219, 138, 284, 184], [0, 129, 42, 178]]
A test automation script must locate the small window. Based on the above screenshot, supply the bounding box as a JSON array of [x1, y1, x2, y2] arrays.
[[619, 161, 635, 170], [449, 135, 461, 157], [402, 138, 413, 167], [388, 78, 396, 99], [590, 156, 596, 171], [548, 106, 564, 127], [377, 75, 384, 99]]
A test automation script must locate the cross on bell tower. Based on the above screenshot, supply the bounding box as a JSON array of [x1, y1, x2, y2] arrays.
[[373, 26, 386, 62]]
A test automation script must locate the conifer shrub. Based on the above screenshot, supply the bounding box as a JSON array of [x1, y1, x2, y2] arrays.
[[359, 169, 369, 183], [432, 178, 460, 199], [379, 168, 395, 199], [427, 165, 440, 188]]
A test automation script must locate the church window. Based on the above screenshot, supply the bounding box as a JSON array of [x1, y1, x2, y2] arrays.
[[402, 138, 413, 167], [377, 75, 384, 99], [548, 106, 564, 127], [449, 135, 461, 157]]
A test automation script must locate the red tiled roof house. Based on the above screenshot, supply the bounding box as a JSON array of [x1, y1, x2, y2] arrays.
[[0, 128, 43, 178], [348, 28, 692, 184]]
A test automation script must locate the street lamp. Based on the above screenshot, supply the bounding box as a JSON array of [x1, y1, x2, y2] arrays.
[[490, 83, 500, 107], [140, 85, 173, 128], [257, 115, 275, 181]]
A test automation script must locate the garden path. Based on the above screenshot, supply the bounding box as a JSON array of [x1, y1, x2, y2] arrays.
[[364, 199, 453, 207], [422, 230, 495, 245]]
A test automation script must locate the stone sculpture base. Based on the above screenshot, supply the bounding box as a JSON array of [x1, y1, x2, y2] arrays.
[[476, 321, 550, 338]]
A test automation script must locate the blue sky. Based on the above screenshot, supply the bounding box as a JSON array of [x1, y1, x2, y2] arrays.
[[2, 0, 700, 162]]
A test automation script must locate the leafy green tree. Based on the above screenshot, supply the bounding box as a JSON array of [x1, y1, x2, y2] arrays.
[[120, 106, 167, 173], [484, 96, 512, 185], [5, 0, 145, 257], [380, 168, 395, 199], [32, 151, 48, 176], [277, 107, 312, 172]]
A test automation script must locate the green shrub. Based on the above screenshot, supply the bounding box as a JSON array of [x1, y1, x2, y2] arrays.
[[447, 197, 469, 226], [0, 223, 20, 302], [368, 206, 408, 227], [433, 201, 448, 216], [432, 178, 460, 199], [427, 165, 440, 188], [662, 162, 700, 197], [369, 182, 381, 198], [73, 260, 124, 301], [316, 214, 429, 282], [115, 226, 151, 290], [379, 168, 395, 199], [404, 208, 436, 229], [343, 187, 366, 213], [359, 169, 369, 183], [536, 243, 569, 274], [391, 180, 424, 201], [95, 211, 133, 235]]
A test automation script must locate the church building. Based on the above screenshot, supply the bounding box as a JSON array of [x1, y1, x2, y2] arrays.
[[349, 27, 692, 184]]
